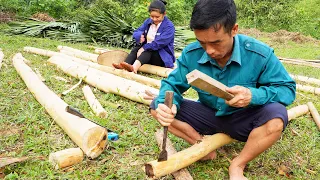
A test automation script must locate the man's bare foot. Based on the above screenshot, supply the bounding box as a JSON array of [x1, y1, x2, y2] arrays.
[[200, 150, 217, 161], [229, 163, 248, 180], [120, 62, 134, 72]]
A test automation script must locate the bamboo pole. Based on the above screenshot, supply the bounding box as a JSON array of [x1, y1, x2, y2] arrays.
[[48, 56, 158, 105], [49, 148, 84, 169], [154, 129, 193, 180], [145, 104, 310, 178], [58, 46, 98, 63], [13, 53, 107, 159], [307, 102, 320, 130], [296, 84, 320, 95], [290, 74, 320, 86], [24, 46, 59, 57], [280, 57, 320, 68], [0, 50, 4, 69], [138, 64, 174, 78], [82, 85, 107, 118]]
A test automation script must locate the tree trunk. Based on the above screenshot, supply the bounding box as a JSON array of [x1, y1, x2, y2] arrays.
[[290, 74, 320, 86], [145, 104, 310, 178], [49, 148, 84, 169], [13, 53, 107, 159], [82, 85, 107, 118], [154, 129, 193, 180], [48, 56, 158, 105], [58, 46, 98, 63], [307, 102, 320, 130], [296, 84, 320, 95]]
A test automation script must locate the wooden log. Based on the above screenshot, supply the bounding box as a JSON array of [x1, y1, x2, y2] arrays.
[[48, 56, 158, 105], [186, 69, 234, 100], [307, 102, 320, 130], [289, 74, 320, 86], [49, 148, 84, 169], [0, 50, 3, 69], [296, 84, 320, 95], [13, 53, 107, 159], [145, 104, 309, 178], [82, 85, 107, 118], [58, 46, 98, 63], [154, 129, 193, 180]]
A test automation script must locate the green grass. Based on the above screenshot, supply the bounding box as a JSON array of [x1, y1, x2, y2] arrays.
[[1, 23, 320, 179]]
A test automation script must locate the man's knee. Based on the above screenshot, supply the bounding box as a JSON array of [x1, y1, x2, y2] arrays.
[[265, 118, 284, 136]]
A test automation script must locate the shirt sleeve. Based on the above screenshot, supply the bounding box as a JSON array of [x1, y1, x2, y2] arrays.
[[248, 52, 296, 106], [154, 49, 190, 110], [133, 19, 149, 44], [143, 23, 175, 51]]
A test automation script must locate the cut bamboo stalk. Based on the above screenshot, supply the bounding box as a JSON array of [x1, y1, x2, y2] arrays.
[[24, 46, 60, 57], [138, 64, 174, 78], [82, 85, 107, 118], [145, 104, 310, 178], [95, 48, 109, 54], [296, 84, 320, 95], [13, 53, 107, 159], [62, 78, 82, 96], [307, 102, 320, 130], [56, 55, 161, 88], [34, 68, 45, 82], [155, 129, 193, 180], [49, 148, 84, 169], [58, 46, 98, 63], [0, 50, 4, 69], [280, 57, 320, 68], [290, 74, 320, 86], [48, 56, 158, 105]]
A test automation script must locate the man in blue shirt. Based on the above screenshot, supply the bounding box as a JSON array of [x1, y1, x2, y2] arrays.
[[150, 0, 296, 179]]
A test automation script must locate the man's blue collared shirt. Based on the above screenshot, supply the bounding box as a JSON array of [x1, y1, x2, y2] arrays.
[[154, 34, 296, 116]]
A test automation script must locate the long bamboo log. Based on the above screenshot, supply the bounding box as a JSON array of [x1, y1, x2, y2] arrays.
[[0, 50, 4, 69], [24, 46, 59, 57], [296, 84, 320, 95], [138, 64, 174, 78], [82, 85, 107, 118], [307, 102, 320, 130], [290, 74, 320, 86], [58, 46, 98, 63], [155, 129, 193, 180], [145, 104, 310, 178], [13, 53, 107, 159], [49, 148, 84, 169], [48, 56, 158, 105], [280, 57, 320, 68]]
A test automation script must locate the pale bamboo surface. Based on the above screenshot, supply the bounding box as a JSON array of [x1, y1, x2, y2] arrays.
[[58, 46, 98, 63], [280, 57, 320, 68], [307, 102, 320, 130], [62, 78, 82, 96], [296, 84, 320, 95], [154, 129, 193, 180], [53, 54, 161, 88], [13, 53, 107, 159], [49, 148, 84, 169], [24, 46, 59, 57], [82, 85, 107, 118], [290, 74, 320, 86], [146, 104, 310, 178], [139, 64, 174, 78], [0, 50, 4, 69], [48, 56, 158, 105]]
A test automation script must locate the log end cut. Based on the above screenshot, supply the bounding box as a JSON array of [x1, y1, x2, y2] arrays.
[[97, 50, 128, 67], [49, 148, 84, 169], [82, 126, 108, 159]]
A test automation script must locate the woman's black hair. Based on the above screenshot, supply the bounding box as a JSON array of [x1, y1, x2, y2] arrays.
[[190, 0, 237, 33], [148, 0, 167, 14]]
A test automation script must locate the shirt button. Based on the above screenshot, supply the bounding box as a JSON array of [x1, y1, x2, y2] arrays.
[[246, 43, 250, 47]]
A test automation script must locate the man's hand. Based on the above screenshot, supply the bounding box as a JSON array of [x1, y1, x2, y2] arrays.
[[137, 47, 144, 58], [225, 85, 252, 108], [140, 34, 145, 43], [155, 103, 177, 126]]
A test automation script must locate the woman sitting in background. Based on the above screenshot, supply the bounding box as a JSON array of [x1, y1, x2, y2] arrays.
[[113, 0, 175, 73]]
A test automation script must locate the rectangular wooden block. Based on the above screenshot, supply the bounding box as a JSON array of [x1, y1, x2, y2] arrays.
[[186, 69, 234, 100]]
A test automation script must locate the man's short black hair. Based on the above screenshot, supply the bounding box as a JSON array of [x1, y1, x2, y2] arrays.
[[190, 0, 237, 33]]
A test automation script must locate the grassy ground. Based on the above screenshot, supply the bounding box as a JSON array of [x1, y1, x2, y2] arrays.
[[1, 23, 320, 179]]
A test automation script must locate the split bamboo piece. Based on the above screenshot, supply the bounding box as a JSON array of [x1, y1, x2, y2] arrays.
[[307, 102, 320, 130], [13, 53, 107, 159], [58, 46, 98, 63], [49, 148, 84, 169], [0, 50, 4, 69], [145, 104, 310, 178], [290, 74, 320, 86], [82, 85, 107, 118], [62, 78, 82, 96], [296, 84, 320, 95], [48, 56, 158, 105], [154, 129, 193, 180]]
